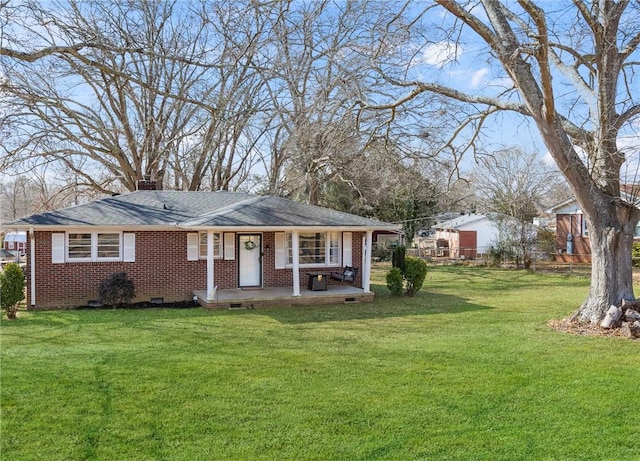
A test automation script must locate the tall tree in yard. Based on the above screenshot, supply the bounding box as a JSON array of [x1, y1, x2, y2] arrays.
[[258, 1, 387, 205], [0, 0, 270, 193], [365, 1, 640, 323]]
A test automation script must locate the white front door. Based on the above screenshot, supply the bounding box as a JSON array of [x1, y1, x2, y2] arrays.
[[238, 234, 262, 287]]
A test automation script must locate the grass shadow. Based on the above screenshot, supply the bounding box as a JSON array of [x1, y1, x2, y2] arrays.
[[258, 284, 493, 324], [424, 265, 590, 294]]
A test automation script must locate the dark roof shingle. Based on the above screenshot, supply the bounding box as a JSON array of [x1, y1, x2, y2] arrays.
[[6, 191, 395, 230]]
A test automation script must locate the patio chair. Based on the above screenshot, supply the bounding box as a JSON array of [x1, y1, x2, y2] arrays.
[[330, 266, 358, 284]]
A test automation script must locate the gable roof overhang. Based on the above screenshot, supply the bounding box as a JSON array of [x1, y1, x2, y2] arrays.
[[545, 197, 582, 215]]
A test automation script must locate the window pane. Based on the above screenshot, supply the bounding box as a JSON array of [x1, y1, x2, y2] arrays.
[[68, 233, 92, 259], [329, 232, 340, 265], [97, 233, 120, 258], [199, 232, 221, 258], [299, 232, 325, 264], [199, 233, 207, 258], [286, 232, 330, 265]]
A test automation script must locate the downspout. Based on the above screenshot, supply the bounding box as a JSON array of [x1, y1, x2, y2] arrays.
[[291, 230, 301, 296], [206, 230, 216, 301], [363, 230, 373, 293], [29, 227, 36, 307]]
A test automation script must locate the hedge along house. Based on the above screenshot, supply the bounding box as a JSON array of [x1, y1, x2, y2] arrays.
[[4, 189, 397, 310]]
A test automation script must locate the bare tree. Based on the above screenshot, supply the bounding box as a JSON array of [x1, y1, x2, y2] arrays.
[[472, 147, 563, 220], [258, 1, 405, 204], [363, 1, 640, 323], [471, 147, 564, 268], [0, 170, 93, 223], [0, 0, 272, 193]]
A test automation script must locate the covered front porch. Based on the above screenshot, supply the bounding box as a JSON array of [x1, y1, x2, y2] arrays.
[[194, 285, 374, 309]]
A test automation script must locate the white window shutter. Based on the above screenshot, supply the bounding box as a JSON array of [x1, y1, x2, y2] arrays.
[[342, 232, 352, 266], [275, 232, 285, 269], [123, 233, 135, 262], [187, 233, 199, 261], [52, 233, 65, 264], [224, 233, 235, 260]]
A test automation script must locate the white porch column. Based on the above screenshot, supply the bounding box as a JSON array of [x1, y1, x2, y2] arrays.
[[29, 227, 36, 306], [291, 230, 301, 296], [206, 230, 216, 301], [363, 230, 373, 293]]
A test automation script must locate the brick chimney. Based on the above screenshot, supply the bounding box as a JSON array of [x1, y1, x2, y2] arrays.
[[137, 175, 158, 190]]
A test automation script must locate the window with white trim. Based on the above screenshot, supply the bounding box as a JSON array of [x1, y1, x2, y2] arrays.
[[286, 232, 341, 266], [199, 232, 222, 259], [68, 233, 92, 260], [66, 232, 122, 261], [97, 233, 120, 258]]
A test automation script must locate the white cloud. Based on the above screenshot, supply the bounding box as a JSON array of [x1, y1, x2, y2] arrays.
[[542, 150, 555, 166], [422, 41, 463, 68], [470, 68, 489, 88]]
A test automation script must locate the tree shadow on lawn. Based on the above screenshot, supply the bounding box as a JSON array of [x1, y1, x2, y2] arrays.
[[259, 286, 493, 324], [427, 265, 591, 293], [1, 284, 490, 332]]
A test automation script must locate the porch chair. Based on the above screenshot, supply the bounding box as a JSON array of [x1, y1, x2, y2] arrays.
[[330, 266, 358, 284]]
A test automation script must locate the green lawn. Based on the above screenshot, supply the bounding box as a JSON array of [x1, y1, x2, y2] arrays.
[[1, 266, 638, 460]]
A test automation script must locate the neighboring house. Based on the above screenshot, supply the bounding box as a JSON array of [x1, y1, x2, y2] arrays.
[[0, 248, 21, 266], [547, 187, 640, 263], [545, 198, 591, 262], [2, 230, 27, 254], [433, 213, 499, 259], [4, 189, 397, 310]]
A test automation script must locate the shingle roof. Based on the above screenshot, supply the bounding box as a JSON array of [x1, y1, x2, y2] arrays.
[[434, 213, 490, 230], [183, 195, 391, 228], [6, 191, 394, 230]]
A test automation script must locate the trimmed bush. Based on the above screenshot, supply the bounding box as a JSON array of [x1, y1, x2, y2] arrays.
[[404, 257, 428, 297], [98, 272, 135, 308], [1, 263, 25, 319], [392, 246, 406, 273], [386, 267, 404, 296]]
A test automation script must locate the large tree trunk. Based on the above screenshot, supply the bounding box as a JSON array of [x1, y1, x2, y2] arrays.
[[571, 202, 640, 323]]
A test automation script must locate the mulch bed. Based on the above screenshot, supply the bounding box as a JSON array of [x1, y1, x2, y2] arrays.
[[79, 300, 199, 310], [548, 318, 637, 340]]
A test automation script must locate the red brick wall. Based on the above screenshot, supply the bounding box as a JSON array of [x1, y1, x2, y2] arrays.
[[28, 231, 210, 309], [27, 230, 366, 309], [556, 214, 591, 259], [3, 240, 26, 253]]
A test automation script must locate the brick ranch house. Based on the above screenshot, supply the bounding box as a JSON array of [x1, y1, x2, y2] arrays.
[[4, 190, 397, 309], [2, 230, 27, 255], [545, 198, 592, 263], [546, 194, 640, 263]]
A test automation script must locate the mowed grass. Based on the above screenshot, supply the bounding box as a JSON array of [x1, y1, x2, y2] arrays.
[[1, 265, 639, 460]]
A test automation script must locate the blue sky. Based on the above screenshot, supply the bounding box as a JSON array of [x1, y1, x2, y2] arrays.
[[398, 1, 640, 178]]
